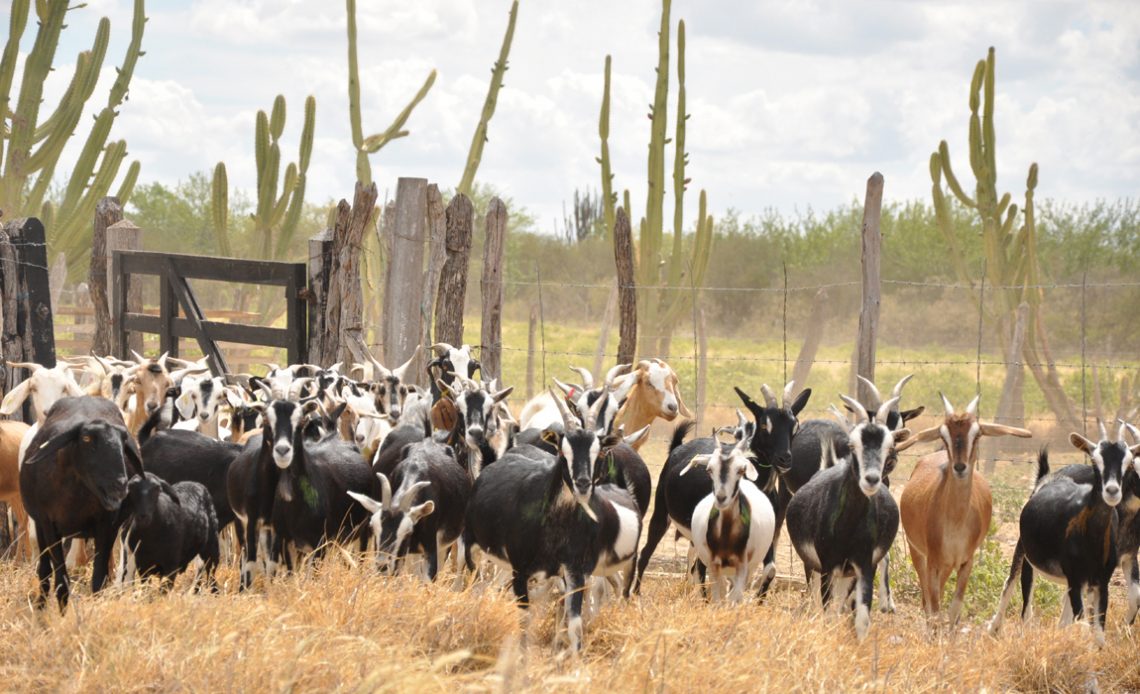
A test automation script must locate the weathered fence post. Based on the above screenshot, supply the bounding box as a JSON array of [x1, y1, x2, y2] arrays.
[[89, 197, 124, 357], [592, 281, 618, 378], [307, 229, 333, 364], [415, 184, 447, 386], [0, 226, 19, 400], [12, 219, 56, 370], [613, 207, 637, 366], [435, 194, 474, 348], [107, 219, 143, 355], [329, 182, 380, 368], [792, 287, 830, 390], [480, 198, 507, 380], [383, 178, 427, 369], [854, 172, 883, 405]]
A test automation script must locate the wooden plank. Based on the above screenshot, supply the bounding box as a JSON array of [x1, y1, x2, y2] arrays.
[[613, 207, 637, 365], [434, 193, 473, 349], [307, 230, 333, 365], [89, 197, 123, 357], [160, 271, 177, 357], [108, 220, 144, 354], [287, 259, 308, 366], [118, 250, 303, 285], [854, 172, 883, 404], [480, 197, 507, 379], [162, 258, 229, 376], [383, 178, 427, 367], [122, 314, 295, 349]]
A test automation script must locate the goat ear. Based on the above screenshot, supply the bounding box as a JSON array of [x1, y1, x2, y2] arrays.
[[347, 491, 383, 515], [491, 386, 513, 405], [1131, 444, 1140, 458], [892, 428, 913, 446], [980, 422, 1033, 439], [901, 405, 925, 423], [1070, 432, 1097, 455], [174, 389, 196, 420], [894, 425, 936, 452], [733, 387, 765, 420], [743, 462, 759, 482], [301, 399, 322, 416], [679, 454, 711, 476], [672, 380, 693, 418], [408, 500, 435, 521], [25, 427, 81, 465], [121, 430, 145, 476], [159, 479, 181, 506], [623, 424, 651, 447], [0, 378, 31, 415], [789, 388, 812, 415]]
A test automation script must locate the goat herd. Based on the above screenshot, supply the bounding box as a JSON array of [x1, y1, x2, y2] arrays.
[[1, 344, 1138, 652]]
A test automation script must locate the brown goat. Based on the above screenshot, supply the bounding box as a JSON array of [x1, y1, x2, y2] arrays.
[[612, 359, 691, 450], [0, 420, 31, 560], [897, 393, 1032, 624]]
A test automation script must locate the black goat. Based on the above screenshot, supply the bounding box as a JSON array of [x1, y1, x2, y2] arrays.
[[785, 394, 907, 641], [465, 390, 640, 650], [349, 439, 471, 580], [636, 382, 811, 595], [118, 472, 220, 590], [272, 414, 373, 566], [20, 396, 143, 609], [226, 397, 316, 590], [988, 426, 1138, 645], [141, 427, 242, 533]]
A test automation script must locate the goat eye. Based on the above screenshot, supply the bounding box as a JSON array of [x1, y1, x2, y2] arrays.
[[81, 435, 93, 444]]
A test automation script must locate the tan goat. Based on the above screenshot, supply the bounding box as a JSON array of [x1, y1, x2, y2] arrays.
[[0, 420, 31, 560], [612, 359, 691, 449], [897, 393, 1032, 624]]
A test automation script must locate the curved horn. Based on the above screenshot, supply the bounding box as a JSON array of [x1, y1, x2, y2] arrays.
[[392, 347, 419, 381], [587, 385, 610, 431], [828, 404, 851, 427], [782, 380, 797, 408], [131, 350, 147, 364], [549, 388, 580, 432], [939, 392, 956, 417], [603, 363, 631, 386], [855, 375, 882, 409], [156, 352, 170, 371], [1117, 418, 1128, 444], [965, 394, 980, 417], [568, 366, 595, 390], [736, 409, 747, 431], [552, 378, 578, 398], [377, 473, 393, 510], [891, 374, 914, 401], [875, 396, 901, 425], [759, 384, 779, 408], [1123, 421, 1140, 444], [839, 394, 870, 424], [1099, 418, 1109, 442], [398, 481, 431, 513], [430, 343, 455, 357]]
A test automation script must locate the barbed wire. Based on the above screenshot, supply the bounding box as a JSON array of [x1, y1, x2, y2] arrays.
[[501, 278, 1140, 292]]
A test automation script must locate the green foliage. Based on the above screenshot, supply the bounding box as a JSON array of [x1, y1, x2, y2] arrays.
[[346, 0, 437, 185], [457, 0, 519, 197], [0, 0, 147, 278]]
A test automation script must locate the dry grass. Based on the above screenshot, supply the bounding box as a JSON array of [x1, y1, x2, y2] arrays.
[[1, 552, 1137, 693]]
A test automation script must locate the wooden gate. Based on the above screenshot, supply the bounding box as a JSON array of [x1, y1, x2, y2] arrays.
[[111, 250, 308, 376]]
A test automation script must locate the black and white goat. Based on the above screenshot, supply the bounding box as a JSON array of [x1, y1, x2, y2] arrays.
[[987, 423, 1139, 644], [785, 394, 909, 641], [685, 432, 776, 603], [117, 473, 220, 590], [20, 396, 144, 608], [349, 439, 471, 580], [427, 342, 480, 402], [636, 381, 811, 595], [783, 374, 921, 612], [517, 364, 630, 434], [464, 389, 640, 651], [444, 376, 513, 478]]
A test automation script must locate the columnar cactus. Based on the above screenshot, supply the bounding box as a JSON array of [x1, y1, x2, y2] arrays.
[[596, 55, 616, 243], [0, 0, 147, 277], [457, 0, 519, 197], [346, 0, 436, 186]]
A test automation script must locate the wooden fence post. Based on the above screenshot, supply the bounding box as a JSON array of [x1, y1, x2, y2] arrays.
[[107, 219, 143, 355], [592, 281, 618, 378], [13, 218, 56, 370], [792, 287, 830, 390], [383, 178, 427, 368], [0, 226, 19, 400], [435, 194, 473, 349], [854, 172, 883, 405], [307, 229, 333, 365], [480, 198, 507, 380], [415, 184, 447, 386], [613, 207, 637, 366], [89, 197, 124, 357]]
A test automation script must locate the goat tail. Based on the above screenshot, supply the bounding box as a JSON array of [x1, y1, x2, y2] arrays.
[[1033, 446, 1050, 488], [668, 420, 695, 455]]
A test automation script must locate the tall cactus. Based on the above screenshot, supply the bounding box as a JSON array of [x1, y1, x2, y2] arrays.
[[621, 2, 712, 357], [930, 46, 1079, 432], [0, 0, 146, 277], [212, 94, 314, 260], [596, 55, 616, 243], [456, 0, 519, 197], [346, 0, 436, 186]]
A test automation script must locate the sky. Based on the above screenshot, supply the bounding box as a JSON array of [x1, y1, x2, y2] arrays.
[[9, 0, 1140, 232]]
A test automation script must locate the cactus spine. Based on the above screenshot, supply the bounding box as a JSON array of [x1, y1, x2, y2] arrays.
[[596, 55, 616, 243], [457, 0, 519, 197], [346, 0, 436, 185]]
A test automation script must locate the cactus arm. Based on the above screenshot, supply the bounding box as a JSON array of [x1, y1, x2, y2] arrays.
[[269, 94, 286, 140], [597, 55, 615, 243], [457, 0, 518, 197], [0, 0, 31, 150], [639, 0, 671, 354], [211, 162, 230, 256], [930, 151, 976, 288], [983, 48, 997, 184], [937, 141, 976, 208], [58, 139, 129, 276], [55, 106, 115, 223], [2, 0, 65, 212], [33, 17, 107, 144], [275, 95, 315, 259], [271, 163, 297, 224], [346, 0, 366, 181], [360, 69, 436, 153], [665, 19, 687, 294], [106, 0, 146, 109]]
